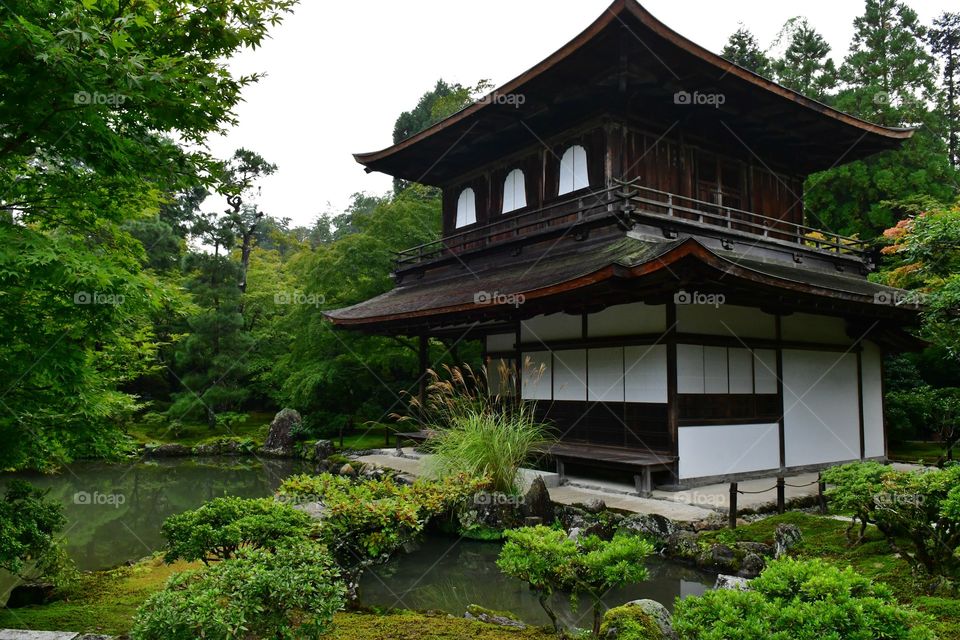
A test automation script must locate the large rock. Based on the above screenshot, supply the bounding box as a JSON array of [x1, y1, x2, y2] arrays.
[[464, 604, 527, 629], [458, 492, 523, 538], [521, 476, 554, 523], [601, 599, 676, 640], [262, 408, 301, 456], [738, 552, 766, 578], [774, 523, 803, 558], [664, 530, 700, 562], [5, 582, 56, 608], [620, 513, 678, 541], [314, 439, 334, 460]]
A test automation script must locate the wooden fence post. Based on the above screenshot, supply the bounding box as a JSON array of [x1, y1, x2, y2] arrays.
[[729, 482, 738, 529], [818, 474, 827, 514], [776, 476, 785, 514]]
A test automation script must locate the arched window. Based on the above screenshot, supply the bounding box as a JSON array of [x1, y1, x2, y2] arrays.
[[455, 187, 477, 228], [501, 168, 527, 213], [558, 144, 589, 195]]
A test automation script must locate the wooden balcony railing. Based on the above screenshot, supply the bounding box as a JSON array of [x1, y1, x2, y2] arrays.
[[618, 180, 869, 257], [394, 179, 869, 269]]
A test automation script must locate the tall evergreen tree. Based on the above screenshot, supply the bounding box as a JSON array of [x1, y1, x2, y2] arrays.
[[804, 0, 956, 239], [721, 25, 771, 76], [930, 12, 960, 168], [837, 0, 936, 125], [770, 18, 839, 101]]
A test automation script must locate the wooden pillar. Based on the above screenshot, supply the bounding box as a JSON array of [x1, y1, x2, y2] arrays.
[[775, 315, 786, 470], [666, 300, 679, 465], [856, 349, 865, 460]]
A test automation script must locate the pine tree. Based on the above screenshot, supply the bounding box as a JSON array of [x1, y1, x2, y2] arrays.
[[804, 0, 956, 239], [770, 18, 839, 101], [930, 12, 960, 168], [837, 0, 936, 125], [721, 25, 771, 76]]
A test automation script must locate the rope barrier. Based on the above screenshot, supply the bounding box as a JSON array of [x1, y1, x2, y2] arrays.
[[735, 478, 821, 494]]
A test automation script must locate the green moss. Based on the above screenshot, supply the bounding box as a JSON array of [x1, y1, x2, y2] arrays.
[[0, 555, 192, 635], [599, 604, 663, 640], [0, 555, 552, 640], [329, 610, 553, 640]]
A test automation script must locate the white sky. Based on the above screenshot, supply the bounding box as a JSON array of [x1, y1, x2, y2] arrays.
[[206, 0, 945, 227]]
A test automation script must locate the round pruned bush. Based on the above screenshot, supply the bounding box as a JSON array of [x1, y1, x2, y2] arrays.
[[160, 496, 315, 564], [497, 525, 654, 637], [131, 540, 346, 640], [672, 557, 934, 640]]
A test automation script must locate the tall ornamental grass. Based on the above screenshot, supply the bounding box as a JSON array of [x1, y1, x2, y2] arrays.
[[401, 360, 552, 494]]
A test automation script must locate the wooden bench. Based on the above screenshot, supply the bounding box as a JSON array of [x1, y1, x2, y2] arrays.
[[394, 429, 433, 451], [540, 442, 677, 497]]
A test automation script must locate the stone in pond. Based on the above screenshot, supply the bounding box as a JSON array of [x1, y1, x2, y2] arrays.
[[619, 512, 678, 540], [262, 408, 301, 456]]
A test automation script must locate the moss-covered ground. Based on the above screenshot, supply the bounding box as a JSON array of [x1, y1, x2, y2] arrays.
[[0, 555, 554, 639], [699, 511, 960, 638]]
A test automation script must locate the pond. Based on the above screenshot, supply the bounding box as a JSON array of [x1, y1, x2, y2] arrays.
[[0, 456, 311, 600], [359, 534, 714, 628], [2, 457, 715, 623]]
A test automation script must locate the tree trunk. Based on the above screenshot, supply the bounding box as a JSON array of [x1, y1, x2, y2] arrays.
[[537, 592, 559, 633]]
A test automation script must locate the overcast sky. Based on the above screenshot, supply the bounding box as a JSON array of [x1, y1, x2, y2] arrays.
[[206, 0, 944, 227]]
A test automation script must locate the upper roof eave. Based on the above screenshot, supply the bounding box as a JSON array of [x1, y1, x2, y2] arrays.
[[353, 0, 914, 172]]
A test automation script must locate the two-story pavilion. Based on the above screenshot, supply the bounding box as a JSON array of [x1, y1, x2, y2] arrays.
[[327, 0, 922, 490]]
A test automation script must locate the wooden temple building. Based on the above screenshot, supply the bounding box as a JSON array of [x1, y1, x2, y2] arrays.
[[327, 0, 922, 490]]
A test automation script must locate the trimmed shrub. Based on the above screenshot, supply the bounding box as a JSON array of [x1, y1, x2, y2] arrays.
[[131, 540, 346, 640], [276, 472, 488, 573], [497, 525, 654, 637], [160, 496, 315, 564], [673, 557, 934, 640], [823, 461, 960, 583]]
